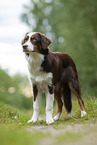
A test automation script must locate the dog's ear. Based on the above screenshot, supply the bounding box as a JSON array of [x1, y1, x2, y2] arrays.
[[41, 34, 52, 50]]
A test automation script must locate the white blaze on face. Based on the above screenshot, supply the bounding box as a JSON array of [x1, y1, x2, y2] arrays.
[[23, 32, 37, 52]]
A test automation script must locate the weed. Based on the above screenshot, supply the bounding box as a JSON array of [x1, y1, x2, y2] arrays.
[[0, 97, 97, 145]]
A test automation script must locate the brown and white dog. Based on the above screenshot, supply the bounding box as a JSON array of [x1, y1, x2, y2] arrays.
[[21, 32, 86, 124]]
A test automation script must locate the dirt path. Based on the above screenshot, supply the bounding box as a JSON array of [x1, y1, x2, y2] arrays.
[[27, 123, 97, 145]]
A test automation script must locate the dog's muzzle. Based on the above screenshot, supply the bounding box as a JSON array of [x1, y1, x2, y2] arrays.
[[22, 45, 30, 52], [22, 45, 28, 51], [22, 45, 35, 53]]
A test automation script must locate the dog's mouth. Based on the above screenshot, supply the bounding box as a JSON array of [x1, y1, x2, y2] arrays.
[[23, 49, 29, 52], [23, 49, 35, 53]]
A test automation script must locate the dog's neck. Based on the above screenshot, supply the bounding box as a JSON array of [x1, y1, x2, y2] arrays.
[[25, 52, 44, 63]]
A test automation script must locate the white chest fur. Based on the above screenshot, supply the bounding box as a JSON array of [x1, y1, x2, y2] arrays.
[[25, 53, 53, 91]]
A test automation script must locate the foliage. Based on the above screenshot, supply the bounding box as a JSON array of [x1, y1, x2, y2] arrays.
[[21, 0, 97, 95], [0, 98, 97, 145], [1, 96, 97, 125], [0, 68, 32, 109]]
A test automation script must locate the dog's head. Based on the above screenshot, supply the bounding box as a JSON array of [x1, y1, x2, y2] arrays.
[[21, 32, 52, 54]]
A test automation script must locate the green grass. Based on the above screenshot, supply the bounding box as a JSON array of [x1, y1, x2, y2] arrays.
[[0, 97, 97, 145]]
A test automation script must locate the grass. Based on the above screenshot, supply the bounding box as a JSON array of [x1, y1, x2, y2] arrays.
[[0, 96, 97, 145]]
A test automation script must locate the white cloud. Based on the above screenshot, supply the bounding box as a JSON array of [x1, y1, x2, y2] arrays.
[[0, 24, 29, 39], [0, 0, 29, 20], [0, 0, 29, 40], [0, 22, 29, 45], [0, 0, 29, 8], [0, 42, 28, 75], [0, 0, 30, 75]]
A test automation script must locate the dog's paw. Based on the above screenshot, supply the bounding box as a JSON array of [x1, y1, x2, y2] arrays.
[[81, 111, 87, 117], [27, 119, 33, 123], [53, 113, 60, 121], [27, 118, 38, 123], [68, 110, 73, 117], [46, 118, 54, 125]]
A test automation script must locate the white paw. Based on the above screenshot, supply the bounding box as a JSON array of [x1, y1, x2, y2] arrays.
[[46, 118, 54, 125], [81, 111, 87, 117], [27, 119, 33, 123], [68, 110, 73, 117], [53, 113, 60, 121], [27, 118, 38, 123]]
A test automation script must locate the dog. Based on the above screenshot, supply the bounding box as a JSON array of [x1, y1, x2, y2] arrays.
[[21, 32, 86, 124]]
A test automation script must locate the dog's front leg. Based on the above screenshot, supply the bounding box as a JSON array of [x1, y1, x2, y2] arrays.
[[46, 92, 54, 125], [27, 85, 41, 123]]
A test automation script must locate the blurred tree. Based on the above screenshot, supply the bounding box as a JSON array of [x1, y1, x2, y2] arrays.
[[21, 0, 97, 95], [0, 68, 32, 109]]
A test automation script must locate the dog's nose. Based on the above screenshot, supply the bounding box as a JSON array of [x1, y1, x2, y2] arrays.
[[23, 45, 28, 49]]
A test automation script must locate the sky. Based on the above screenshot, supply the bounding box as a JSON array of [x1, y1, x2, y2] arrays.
[[0, 0, 30, 75]]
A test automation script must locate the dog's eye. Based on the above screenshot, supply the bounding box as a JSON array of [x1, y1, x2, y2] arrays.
[[24, 36, 29, 42], [31, 36, 36, 40], [31, 37, 37, 43]]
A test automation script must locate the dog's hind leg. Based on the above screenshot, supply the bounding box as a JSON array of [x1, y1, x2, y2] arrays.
[[53, 91, 63, 121], [62, 84, 73, 116], [69, 81, 87, 117]]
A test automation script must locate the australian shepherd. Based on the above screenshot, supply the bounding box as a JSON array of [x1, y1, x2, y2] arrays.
[[21, 32, 86, 124]]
